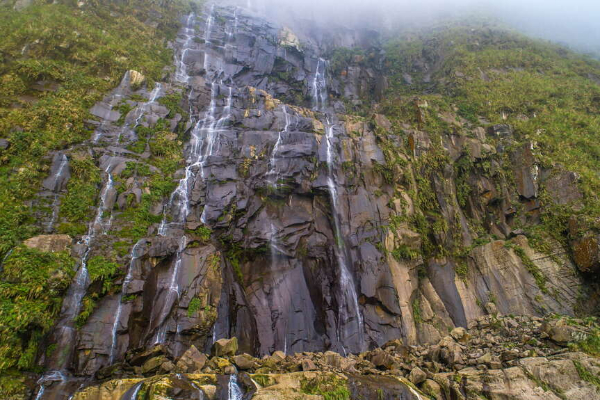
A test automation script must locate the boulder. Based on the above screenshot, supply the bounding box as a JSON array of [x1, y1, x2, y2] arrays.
[[450, 327, 468, 342], [142, 355, 166, 374], [541, 318, 588, 344], [370, 349, 395, 370], [127, 345, 166, 367], [301, 359, 317, 371], [129, 70, 146, 89], [212, 337, 238, 357], [176, 345, 207, 372], [571, 234, 600, 274], [421, 379, 443, 399], [409, 367, 427, 384], [233, 354, 256, 370], [24, 234, 71, 253]]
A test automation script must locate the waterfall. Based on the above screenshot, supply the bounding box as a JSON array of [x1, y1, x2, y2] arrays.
[[33, 371, 67, 400], [268, 106, 293, 186], [120, 381, 143, 400], [311, 58, 364, 351], [153, 236, 187, 344], [45, 153, 69, 232], [228, 374, 243, 400], [108, 240, 145, 364], [41, 71, 165, 382], [175, 13, 196, 83], [152, 4, 239, 347], [267, 106, 295, 353], [92, 71, 131, 143]]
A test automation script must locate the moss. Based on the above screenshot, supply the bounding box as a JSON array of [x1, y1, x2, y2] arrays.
[[573, 360, 600, 390], [300, 374, 350, 400], [455, 261, 469, 280], [60, 155, 102, 224], [0, 246, 75, 374], [412, 297, 423, 324], [0, 0, 191, 255], [0, 370, 28, 400], [505, 242, 548, 294], [75, 255, 120, 328], [571, 329, 600, 357], [252, 374, 274, 387], [391, 245, 419, 261], [187, 297, 202, 318]]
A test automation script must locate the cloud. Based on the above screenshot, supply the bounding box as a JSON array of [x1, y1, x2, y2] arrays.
[[232, 0, 600, 54]]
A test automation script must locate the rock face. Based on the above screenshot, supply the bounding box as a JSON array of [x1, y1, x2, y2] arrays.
[[66, 315, 599, 400], [26, 3, 600, 399], [23, 234, 71, 252]]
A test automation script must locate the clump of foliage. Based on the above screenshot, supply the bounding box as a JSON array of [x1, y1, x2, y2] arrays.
[[301, 374, 350, 400], [573, 360, 600, 390], [75, 255, 120, 327], [571, 328, 600, 357], [59, 154, 102, 230], [0, 246, 75, 373]]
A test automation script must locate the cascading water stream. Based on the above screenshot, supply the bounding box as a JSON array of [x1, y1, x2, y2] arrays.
[[35, 74, 167, 399], [228, 374, 243, 400], [153, 4, 239, 346], [175, 13, 196, 83], [153, 236, 187, 344], [108, 240, 145, 364], [92, 71, 131, 143], [311, 58, 364, 351], [45, 153, 69, 232], [120, 381, 143, 400]]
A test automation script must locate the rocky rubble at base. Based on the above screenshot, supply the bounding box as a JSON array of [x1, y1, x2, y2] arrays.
[[72, 314, 600, 399]]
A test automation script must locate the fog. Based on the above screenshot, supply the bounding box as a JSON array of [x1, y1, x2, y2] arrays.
[[237, 0, 600, 55]]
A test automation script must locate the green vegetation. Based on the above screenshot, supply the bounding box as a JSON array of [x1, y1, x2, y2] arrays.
[[116, 121, 183, 241], [58, 154, 101, 232], [252, 374, 274, 387], [504, 241, 548, 294], [187, 297, 202, 318], [75, 255, 120, 327], [300, 374, 350, 400], [0, 0, 192, 257], [571, 328, 600, 357], [573, 360, 600, 390], [412, 297, 423, 323], [383, 23, 600, 252], [0, 246, 75, 373], [391, 244, 419, 261]]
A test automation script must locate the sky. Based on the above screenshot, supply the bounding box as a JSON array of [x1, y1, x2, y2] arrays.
[[238, 0, 600, 55]]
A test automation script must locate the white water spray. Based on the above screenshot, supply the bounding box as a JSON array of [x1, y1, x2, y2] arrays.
[[311, 57, 364, 351]]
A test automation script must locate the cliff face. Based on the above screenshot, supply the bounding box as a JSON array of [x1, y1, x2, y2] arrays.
[[2, 1, 600, 399]]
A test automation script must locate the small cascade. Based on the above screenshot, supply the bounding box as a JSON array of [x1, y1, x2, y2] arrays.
[[33, 371, 67, 400], [120, 381, 143, 400], [311, 58, 364, 351], [41, 70, 166, 385], [268, 106, 292, 186], [92, 71, 131, 143], [108, 240, 145, 364], [175, 13, 196, 83], [160, 4, 236, 235], [118, 83, 163, 142], [93, 162, 116, 235], [152, 235, 188, 344], [228, 374, 243, 400], [44, 153, 69, 233]]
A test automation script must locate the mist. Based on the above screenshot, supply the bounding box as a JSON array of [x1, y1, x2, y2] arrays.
[[236, 0, 600, 55]]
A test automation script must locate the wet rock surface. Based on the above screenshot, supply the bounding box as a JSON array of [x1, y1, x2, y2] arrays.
[[22, 2, 600, 400]]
